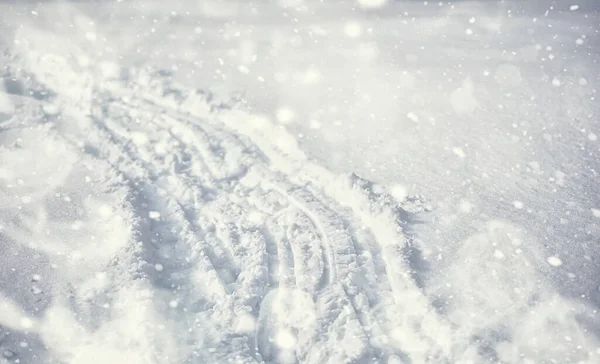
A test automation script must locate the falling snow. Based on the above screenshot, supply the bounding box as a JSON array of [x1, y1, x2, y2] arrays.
[[0, 1, 599, 364]]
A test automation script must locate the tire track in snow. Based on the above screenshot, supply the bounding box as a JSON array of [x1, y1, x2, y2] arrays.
[[128, 98, 381, 361], [269, 183, 337, 290], [11, 37, 460, 361], [93, 86, 320, 363], [102, 70, 456, 363], [87, 109, 233, 303], [109, 103, 251, 295], [99, 75, 388, 363], [50, 86, 255, 361], [91, 93, 267, 331], [272, 214, 298, 289], [98, 80, 377, 361]]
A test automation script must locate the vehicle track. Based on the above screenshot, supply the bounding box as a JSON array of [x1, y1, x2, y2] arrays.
[[7, 42, 459, 363]]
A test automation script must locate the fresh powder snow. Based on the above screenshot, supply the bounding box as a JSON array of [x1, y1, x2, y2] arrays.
[[0, 1, 599, 363]]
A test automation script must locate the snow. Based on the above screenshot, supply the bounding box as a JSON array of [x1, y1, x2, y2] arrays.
[[451, 147, 466, 159], [552, 77, 562, 87], [390, 184, 408, 202], [449, 78, 478, 115], [19, 318, 33, 330], [275, 329, 297, 349], [0, 92, 14, 120], [547, 256, 564, 267], [343, 21, 363, 38], [356, 0, 388, 10], [1, 0, 599, 363], [41, 103, 60, 116], [148, 211, 161, 220], [276, 107, 296, 124]]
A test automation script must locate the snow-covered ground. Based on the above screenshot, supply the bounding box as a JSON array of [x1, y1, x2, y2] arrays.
[[1, 0, 599, 363]]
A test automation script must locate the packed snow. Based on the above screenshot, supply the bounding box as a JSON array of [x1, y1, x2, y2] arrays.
[[0, 0, 599, 363]]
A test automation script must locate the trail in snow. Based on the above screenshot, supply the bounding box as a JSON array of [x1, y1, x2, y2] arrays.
[[0, 29, 459, 364], [1, 2, 600, 364]]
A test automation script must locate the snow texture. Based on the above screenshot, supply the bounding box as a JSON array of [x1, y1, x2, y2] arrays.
[[0, 1, 599, 364]]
